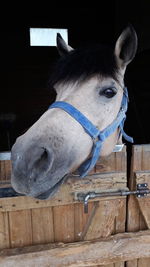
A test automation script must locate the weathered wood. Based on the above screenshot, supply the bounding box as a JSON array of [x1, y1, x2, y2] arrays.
[[137, 198, 150, 229], [0, 230, 150, 267], [84, 199, 118, 240], [31, 207, 54, 244], [127, 144, 150, 267], [68, 172, 127, 194], [9, 210, 32, 248], [137, 258, 150, 267], [114, 198, 126, 234], [0, 172, 127, 212], [83, 198, 126, 241], [135, 170, 150, 186], [95, 147, 126, 173], [113, 199, 126, 267], [0, 160, 11, 181], [53, 204, 75, 243], [74, 202, 94, 241], [114, 262, 124, 267], [74, 199, 126, 266], [126, 260, 137, 267], [0, 211, 9, 249], [127, 195, 141, 232], [95, 153, 117, 173]]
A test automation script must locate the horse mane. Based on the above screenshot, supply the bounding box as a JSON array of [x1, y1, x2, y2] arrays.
[[48, 43, 119, 89]]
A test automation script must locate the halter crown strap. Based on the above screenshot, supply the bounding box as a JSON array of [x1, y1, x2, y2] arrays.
[[49, 87, 133, 177]]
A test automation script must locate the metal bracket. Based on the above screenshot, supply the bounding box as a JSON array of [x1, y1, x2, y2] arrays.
[[136, 183, 149, 197], [77, 183, 150, 213]]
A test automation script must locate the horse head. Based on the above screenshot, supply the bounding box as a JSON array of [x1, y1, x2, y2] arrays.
[[11, 25, 137, 199]]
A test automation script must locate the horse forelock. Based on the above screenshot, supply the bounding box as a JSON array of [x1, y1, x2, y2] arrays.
[[48, 43, 119, 89]]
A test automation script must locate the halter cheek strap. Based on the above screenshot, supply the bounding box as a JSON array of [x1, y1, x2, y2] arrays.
[[49, 87, 133, 177]]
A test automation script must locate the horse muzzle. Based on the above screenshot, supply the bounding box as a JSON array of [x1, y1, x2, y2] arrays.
[[11, 139, 68, 198]]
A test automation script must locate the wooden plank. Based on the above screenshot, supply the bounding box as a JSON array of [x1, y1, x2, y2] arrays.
[[0, 230, 150, 267], [68, 172, 127, 195], [0, 160, 11, 181], [128, 145, 142, 190], [0, 172, 127, 212], [130, 145, 150, 173], [74, 202, 94, 241], [135, 170, 150, 229], [8, 210, 32, 248], [127, 195, 140, 232], [135, 171, 150, 187], [96, 153, 116, 173], [0, 161, 5, 180], [114, 198, 126, 267], [115, 149, 126, 172], [4, 160, 12, 180], [126, 260, 137, 267], [95, 146, 126, 173], [114, 198, 126, 234], [53, 204, 75, 243], [31, 207, 54, 244], [84, 198, 126, 241], [127, 145, 143, 267], [126, 198, 140, 267], [0, 211, 10, 249], [127, 148, 150, 231], [127, 145, 150, 267], [138, 258, 150, 267], [114, 263, 124, 267], [74, 199, 126, 266], [84, 199, 117, 240], [137, 198, 150, 229], [141, 145, 150, 170]]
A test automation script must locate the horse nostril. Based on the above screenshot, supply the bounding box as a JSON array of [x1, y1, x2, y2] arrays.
[[11, 144, 54, 186], [33, 147, 53, 174]]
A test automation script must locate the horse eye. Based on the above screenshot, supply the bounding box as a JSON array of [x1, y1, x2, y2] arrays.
[[100, 88, 117, 98]]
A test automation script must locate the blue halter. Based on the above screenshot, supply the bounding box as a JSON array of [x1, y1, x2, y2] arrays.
[[49, 87, 133, 177]]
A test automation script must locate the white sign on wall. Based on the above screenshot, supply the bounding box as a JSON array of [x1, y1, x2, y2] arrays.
[[29, 28, 68, 46]]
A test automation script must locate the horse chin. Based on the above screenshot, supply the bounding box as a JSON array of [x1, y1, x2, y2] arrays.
[[34, 174, 68, 200]]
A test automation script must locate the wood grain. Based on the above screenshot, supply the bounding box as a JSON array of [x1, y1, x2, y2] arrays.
[[9, 210, 32, 248], [0, 230, 150, 267], [127, 144, 150, 267], [0, 172, 127, 212], [31, 207, 54, 244], [53, 204, 75, 243], [0, 211, 9, 249], [0, 160, 11, 181]]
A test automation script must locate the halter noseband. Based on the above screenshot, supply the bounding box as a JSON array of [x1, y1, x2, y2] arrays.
[[49, 87, 133, 177]]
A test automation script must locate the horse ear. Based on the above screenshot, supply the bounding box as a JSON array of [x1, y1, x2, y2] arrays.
[[114, 25, 138, 71], [56, 33, 74, 56]]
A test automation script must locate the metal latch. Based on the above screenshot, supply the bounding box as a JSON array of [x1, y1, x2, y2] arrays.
[[77, 183, 150, 213]]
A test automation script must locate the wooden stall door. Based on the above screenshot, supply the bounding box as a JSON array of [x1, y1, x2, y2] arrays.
[[127, 144, 150, 267], [0, 148, 127, 266]]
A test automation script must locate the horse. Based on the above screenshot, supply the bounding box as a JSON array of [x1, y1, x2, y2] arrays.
[[11, 25, 137, 200]]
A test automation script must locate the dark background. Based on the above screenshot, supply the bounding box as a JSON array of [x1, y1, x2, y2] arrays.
[[1, 3, 150, 151]]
